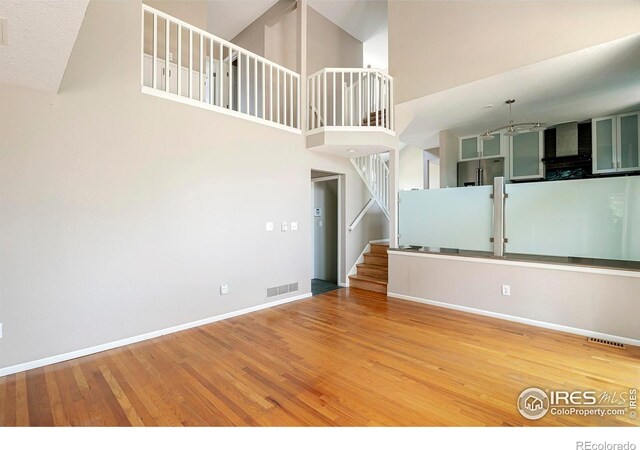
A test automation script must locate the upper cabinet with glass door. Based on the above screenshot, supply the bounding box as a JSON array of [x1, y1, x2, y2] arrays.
[[510, 131, 544, 180], [592, 111, 640, 174], [459, 133, 503, 161], [618, 112, 640, 172]]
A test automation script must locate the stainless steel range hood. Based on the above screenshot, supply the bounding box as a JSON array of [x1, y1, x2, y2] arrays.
[[555, 122, 578, 157]]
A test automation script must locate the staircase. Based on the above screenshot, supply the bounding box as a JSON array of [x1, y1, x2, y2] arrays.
[[361, 110, 387, 126], [348, 243, 389, 294], [351, 154, 390, 219]]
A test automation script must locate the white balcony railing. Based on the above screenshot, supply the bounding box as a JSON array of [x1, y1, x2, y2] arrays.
[[307, 68, 394, 133], [141, 5, 300, 132]]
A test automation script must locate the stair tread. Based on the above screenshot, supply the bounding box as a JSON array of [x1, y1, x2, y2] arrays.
[[364, 252, 387, 258], [357, 262, 388, 269], [349, 274, 388, 285]]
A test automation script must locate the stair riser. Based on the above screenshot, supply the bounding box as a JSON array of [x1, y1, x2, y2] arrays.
[[357, 266, 388, 278], [364, 254, 388, 267], [369, 244, 389, 255], [350, 278, 387, 294]]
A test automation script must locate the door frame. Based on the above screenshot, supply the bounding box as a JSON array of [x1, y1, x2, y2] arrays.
[[311, 174, 346, 287]]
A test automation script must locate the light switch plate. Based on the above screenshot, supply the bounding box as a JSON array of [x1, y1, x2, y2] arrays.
[[265, 221, 274, 231], [0, 322, 3, 339], [281, 221, 288, 231], [290, 222, 298, 231]]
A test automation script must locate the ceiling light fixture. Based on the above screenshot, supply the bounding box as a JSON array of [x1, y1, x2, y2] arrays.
[[481, 99, 546, 138], [347, 149, 356, 153]]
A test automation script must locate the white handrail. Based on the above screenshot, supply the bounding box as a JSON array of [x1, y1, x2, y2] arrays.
[[307, 68, 393, 133], [348, 198, 375, 232], [351, 154, 390, 219], [141, 4, 300, 131]]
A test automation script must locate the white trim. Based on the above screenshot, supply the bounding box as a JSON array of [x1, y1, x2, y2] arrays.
[[141, 86, 301, 134], [388, 249, 640, 278], [337, 282, 349, 288], [311, 175, 339, 183], [0, 293, 312, 378], [306, 126, 396, 136], [388, 292, 640, 347], [310, 174, 345, 285], [349, 243, 371, 278]]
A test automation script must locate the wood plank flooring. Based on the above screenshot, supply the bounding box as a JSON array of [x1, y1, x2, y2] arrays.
[[1, 288, 639, 426]]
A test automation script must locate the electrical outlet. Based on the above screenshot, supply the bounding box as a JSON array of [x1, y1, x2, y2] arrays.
[[290, 221, 298, 231], [220, 284, 229, 295], [501, 284, 511, 296]]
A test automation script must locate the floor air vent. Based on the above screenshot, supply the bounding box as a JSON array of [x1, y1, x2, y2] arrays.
[[588, 337, 625, 349]]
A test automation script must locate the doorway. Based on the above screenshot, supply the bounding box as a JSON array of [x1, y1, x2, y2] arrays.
[[311, 172, 341, 296]]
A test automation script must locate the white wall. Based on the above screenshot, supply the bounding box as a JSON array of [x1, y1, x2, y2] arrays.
[[307, 6, 362, 74], [0, 0, 386, 371], [388, 252, 640, 343], [399, 144, 424, 191], [427, 159, 440, 190], [389, 1, 640, 104], [438, 130, 458, 188]]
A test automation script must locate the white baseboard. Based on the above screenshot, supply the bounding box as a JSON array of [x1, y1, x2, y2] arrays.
[[0, 292, 312, 378], [388, 292, 640, 347]]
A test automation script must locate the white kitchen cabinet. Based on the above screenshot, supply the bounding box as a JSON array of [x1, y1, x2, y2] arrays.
[[592, 111, 640, 174], [510, 131, 544, 180], [617, 111, 640, 172], [459, 133, 503, 161], [459, 136, 480, 160]]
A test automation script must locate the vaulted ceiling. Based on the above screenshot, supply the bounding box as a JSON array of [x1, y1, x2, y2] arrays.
[[397, 34, 640, 149]]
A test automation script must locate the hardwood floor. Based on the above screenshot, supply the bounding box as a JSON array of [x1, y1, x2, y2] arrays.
[[1, 288, 638, 426]]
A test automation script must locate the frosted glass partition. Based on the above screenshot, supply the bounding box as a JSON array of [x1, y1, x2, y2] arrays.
[[505, 176, 640, 261], [399, 186, 493, 252]]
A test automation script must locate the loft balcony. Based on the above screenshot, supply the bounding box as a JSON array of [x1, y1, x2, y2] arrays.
[[306, 68, 398, 157], [141, 5, 301, 134]]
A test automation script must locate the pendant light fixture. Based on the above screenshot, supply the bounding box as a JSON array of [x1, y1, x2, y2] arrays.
[[480, 99, 545, 139]]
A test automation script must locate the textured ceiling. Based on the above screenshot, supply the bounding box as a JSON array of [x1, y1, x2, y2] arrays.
[[0, 0, 89, 93]]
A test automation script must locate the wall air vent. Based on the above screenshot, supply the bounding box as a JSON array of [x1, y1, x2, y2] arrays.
[[277, 284, 289, 295], [588, 337, 625, 349], [267, 282, 299, 298]]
